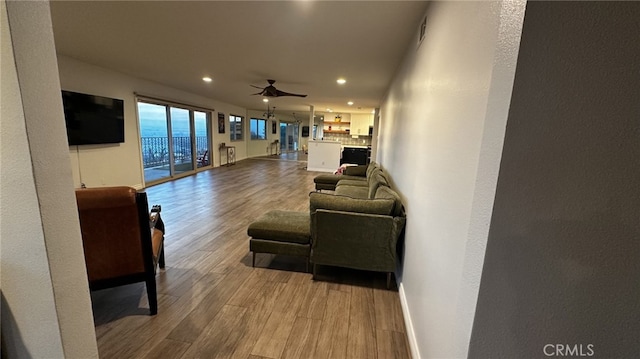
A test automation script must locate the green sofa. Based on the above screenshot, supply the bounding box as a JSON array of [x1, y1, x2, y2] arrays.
[[312, 162, 377, 191], [309, 183, 405, 288], [248, 162, 406, 288]]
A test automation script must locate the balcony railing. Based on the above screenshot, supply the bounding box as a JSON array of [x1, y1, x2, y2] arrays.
[[142, 136, 208, 168]]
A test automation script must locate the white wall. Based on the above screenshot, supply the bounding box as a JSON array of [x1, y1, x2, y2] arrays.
[[1, 1, 98, 357], [246, 109, 284, 157], [377, 1, 525, 358], [469, 2, 640, 357], [57, 56, 249, 188]]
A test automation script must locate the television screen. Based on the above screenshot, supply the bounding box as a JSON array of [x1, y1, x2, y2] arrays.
[[61, 90, 125, 146], [301, 125, 309, 137]]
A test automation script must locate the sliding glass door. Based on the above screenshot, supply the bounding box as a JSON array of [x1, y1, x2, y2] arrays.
[[170, 107, 193, 175], [194, 111, 210, 167], [138, 100, 211, 184], [279, 122, 299, 152], [139, 102, 171, 182]]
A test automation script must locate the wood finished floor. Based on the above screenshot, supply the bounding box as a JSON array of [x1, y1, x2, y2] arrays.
[[90, 157, 411, 359]]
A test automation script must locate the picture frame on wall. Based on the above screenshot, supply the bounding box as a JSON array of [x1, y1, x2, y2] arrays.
[[218, 112, 225, 133], [271, 120, 277, 134]]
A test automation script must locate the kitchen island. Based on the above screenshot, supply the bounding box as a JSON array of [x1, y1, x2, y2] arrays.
[[307, 140, 341, 172]]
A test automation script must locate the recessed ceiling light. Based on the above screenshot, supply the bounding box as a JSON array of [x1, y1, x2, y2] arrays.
[[326, 108, 333, 112], [347, 101, 354, 106], [371, 109, 376, 114], [336, 78, 346, 85], [202, 76, 212, 82], [263, 98, 269, 103]]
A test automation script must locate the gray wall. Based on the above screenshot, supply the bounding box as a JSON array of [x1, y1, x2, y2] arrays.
[[469, 2, 640, 358]]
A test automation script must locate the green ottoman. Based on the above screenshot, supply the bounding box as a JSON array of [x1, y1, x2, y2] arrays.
[[248, 210, 311, 271]]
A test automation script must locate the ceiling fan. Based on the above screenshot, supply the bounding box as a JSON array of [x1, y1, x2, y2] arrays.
[[251, 79, 307, 98]]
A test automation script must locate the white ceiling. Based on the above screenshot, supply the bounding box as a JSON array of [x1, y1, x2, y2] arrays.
[[50, 1, 428, 117]]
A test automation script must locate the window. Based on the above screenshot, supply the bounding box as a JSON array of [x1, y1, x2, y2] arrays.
[[250, 118, 267, 140], [229, 114, 243, 141]]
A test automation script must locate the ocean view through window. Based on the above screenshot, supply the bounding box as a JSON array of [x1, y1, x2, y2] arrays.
[[138, 99, 211, 184]]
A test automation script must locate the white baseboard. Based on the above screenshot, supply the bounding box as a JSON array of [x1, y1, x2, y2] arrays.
[[399, 282, 421, 359]]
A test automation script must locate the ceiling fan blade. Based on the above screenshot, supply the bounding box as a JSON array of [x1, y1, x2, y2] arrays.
[[249, 80, 306, 98], [274, 88, 307, 97]]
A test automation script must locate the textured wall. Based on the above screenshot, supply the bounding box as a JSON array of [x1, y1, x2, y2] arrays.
[[469, 2, 640, 358], [1, 2, 65, 356], [377, 1, 526, 357], [1, 1, 98, 357]]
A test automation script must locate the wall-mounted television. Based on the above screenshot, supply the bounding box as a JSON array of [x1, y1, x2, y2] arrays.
[[301, 125, 310, 137], [61, 90, 125, 146]]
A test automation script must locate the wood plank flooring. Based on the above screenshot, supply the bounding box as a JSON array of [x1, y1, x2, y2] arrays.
[[89, 157, 411, 358]]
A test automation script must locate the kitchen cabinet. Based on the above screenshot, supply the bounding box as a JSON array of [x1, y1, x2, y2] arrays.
[[350, 114, 373, 136]]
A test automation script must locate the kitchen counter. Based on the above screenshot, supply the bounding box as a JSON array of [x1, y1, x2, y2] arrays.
[[307, 140, 341, 172]]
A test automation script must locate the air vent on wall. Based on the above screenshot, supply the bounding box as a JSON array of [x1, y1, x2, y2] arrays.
[[418, 15, 427, 47]]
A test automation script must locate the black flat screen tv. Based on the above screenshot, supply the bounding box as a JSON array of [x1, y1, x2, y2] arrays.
[[61, 90, 125, 146]]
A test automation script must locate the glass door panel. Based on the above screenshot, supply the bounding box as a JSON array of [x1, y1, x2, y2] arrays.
[[280, 123, 287, 152], [170, 107, 193, 175], [279, 122, 299, 152], [287, 123, 299, 151], [194, 111, 210, 167], [139, 102, 171, 183]]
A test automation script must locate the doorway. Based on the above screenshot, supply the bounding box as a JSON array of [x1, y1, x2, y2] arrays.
[[279, 122, 299, 152]]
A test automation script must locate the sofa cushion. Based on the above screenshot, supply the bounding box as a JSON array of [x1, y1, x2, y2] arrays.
[[366, 161, 379, 178], [314, 173, 367, 191], [314, 174, 365, 185], [335, 185, 369, 199], [336, 179, 369, 187], [343, 164, 367, 176], [247, 210, 310, 244], [375, 186, 405, 217], [309, 192, 394, 216], [368, 172, 390, 199]]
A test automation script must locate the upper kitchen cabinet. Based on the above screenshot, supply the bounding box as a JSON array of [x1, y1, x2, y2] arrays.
[[350, 113, 374, 136]]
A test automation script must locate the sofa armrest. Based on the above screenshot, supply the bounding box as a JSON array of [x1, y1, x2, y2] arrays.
[[311, 209, 405, 273]]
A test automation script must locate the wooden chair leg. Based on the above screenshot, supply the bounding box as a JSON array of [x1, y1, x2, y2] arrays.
[[252, 252, 255, 267], [312, 264, 317, 280], [146, 277, 158, 315], [158, 245, 165, 269]]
